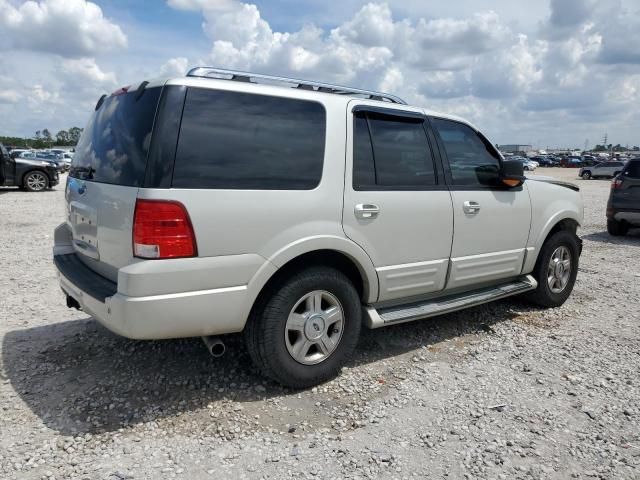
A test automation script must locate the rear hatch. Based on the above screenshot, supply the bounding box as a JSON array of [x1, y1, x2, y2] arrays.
[[66, 85, 162, 281]]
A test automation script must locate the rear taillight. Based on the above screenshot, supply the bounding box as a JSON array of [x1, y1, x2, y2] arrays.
[[611, 177, 623, 190], [133, 199, 197, 259]]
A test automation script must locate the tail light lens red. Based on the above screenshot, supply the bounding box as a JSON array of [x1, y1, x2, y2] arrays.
[[133, 199, 197, 259], [611, 177, 623, 190]]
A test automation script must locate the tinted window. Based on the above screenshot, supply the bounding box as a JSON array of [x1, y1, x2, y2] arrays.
[[625, 161, 640, 178], [432, 118, 501, 186], [353, 114, 376, 188], [173, 88, 326, 190], [70, 87, 161, 186], [353, 112, 436, 189]]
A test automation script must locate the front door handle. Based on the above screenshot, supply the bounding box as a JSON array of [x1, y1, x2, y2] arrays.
[[463, 201, 481, 214], [355, 203, 380, 219]]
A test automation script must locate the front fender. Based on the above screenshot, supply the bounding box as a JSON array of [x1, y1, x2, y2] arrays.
[[523, 180, 583, 273]]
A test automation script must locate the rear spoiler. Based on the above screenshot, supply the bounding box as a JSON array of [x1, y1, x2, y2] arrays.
[[95, 80, 150, 111]]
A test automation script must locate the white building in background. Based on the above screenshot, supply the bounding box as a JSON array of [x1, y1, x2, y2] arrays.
[[498, 144, 533, 153]]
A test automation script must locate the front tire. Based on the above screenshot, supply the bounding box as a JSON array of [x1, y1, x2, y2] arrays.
[[23, 171, 49, 192], [526, 230, 579, 308], [607, 219, 628, 236], [245, 267, 362, 388], [581, 171, 591, 179]]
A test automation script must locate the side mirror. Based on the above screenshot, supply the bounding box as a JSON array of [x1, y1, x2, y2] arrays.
[[500, 159, 525, 187]]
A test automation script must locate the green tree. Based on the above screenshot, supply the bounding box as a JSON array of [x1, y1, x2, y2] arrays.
[[56, 130, 69, 145], [42, 128, 52, 146], [68, 127, 83, 144]]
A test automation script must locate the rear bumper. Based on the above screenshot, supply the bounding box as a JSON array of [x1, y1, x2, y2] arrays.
[[607, 208, 640, 225], [54, 253, 250, 340]]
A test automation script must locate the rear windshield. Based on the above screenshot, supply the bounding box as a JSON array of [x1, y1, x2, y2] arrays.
[[70, 87, 161, 186]]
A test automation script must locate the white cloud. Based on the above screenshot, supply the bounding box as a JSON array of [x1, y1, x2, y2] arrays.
[[2, 1, 639, 148], [160, 0, 640, 147], [160, 57, 190, 76], [0, 0, 127, 57], [60, 58, 117, 87], [167, 0, 234, 11], [0, 89, 21, 104]]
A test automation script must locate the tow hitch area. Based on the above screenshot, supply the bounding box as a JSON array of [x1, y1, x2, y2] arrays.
[[66, 294, 82, 311]]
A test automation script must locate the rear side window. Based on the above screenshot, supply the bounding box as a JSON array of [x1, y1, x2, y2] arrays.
[[353, 112, 436, 189], [70, 87, 161, 186], [172, 88, 326, 190], [432, 117, 501, 187]]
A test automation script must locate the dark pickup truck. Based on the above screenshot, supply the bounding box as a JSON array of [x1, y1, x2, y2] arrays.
[[0, 143, 59, 192]]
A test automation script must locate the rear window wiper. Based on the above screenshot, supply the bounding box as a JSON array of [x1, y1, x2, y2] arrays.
[[72, 166, 95, 180]]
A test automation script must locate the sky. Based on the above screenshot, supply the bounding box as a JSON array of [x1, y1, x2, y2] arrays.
[[0, 0, 639, 149]]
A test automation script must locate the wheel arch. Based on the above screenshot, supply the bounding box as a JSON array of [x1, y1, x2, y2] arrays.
[[20, 168, 51, 187], [524, 215, 581, 273], [239, 238, 379, 331]]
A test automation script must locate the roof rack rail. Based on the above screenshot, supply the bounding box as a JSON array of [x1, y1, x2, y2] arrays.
[[186, 67, 407, 105]]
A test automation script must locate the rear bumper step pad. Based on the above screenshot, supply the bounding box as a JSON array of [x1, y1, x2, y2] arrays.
[[54, 253, 117, 303]]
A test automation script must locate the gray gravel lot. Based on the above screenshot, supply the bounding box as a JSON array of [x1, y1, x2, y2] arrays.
[[1, 169, 639, 479]]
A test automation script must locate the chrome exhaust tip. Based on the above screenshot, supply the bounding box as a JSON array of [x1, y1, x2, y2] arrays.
[[202, 336, 225, 358]]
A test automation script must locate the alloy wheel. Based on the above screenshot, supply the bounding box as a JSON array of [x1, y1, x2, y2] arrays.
[[547, 246, 571, 293], [285, 290, 345, 365]]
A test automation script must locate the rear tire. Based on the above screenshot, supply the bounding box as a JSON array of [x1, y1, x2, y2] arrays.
[[245, 266, 362, 389], [607, 219, 628, 236], [23, 171, 49, 192], [526, 230, 579, 308]]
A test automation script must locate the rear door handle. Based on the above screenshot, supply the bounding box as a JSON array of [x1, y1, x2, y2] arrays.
[[463, 201, 481, 214], [355, 203, 380, 219]]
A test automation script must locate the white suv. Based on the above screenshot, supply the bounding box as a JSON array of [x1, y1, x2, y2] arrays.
[[54, 68, 583, 388]]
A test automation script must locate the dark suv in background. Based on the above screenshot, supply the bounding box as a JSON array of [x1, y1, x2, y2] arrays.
[[0, 143, 59, 192], [607, 159, 640, 236]]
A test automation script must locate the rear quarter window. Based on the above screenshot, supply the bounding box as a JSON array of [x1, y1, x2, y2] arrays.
[[172, 88, 326, 190]]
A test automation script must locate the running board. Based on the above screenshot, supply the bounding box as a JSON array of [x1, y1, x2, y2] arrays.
[[364, 275, 537, 329]]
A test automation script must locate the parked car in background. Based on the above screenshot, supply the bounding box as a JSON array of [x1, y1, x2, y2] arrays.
[[579, 161, 626, 180], [607, 159, 640, 236], [61, 152, 73, 171], [561, 156, 584, 168], [9, 148, 29, 159], [53, 68, 583, 388], [0, 143, 59, 191], [512, 156, 537, 171], [35, 151, 67, 172], [537, 157, 559, 167]]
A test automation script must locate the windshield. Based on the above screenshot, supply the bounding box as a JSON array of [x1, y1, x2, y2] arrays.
[[70, 87, 162, 186]]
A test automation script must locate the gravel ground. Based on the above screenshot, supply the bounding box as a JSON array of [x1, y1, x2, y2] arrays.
[[1, 169, 639, 480]]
